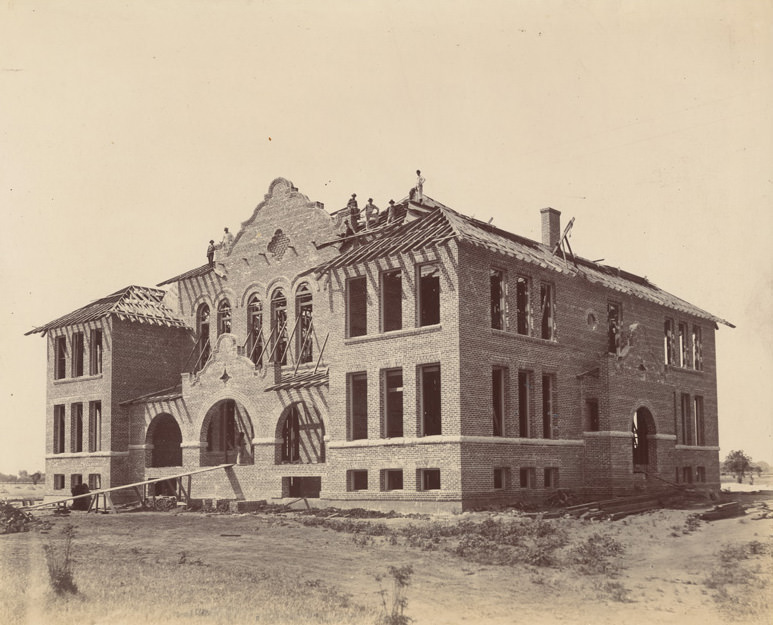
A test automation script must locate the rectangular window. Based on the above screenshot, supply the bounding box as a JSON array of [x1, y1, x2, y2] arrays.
[[678, 322, 689, 368], [382, 469, 404, 491], [348, 373, 368, 440], [55, 335, 67, 380], [540, 283, 554, 340], [420, 364, 441, 436], [585, 398, 600, 432], [696, 466, 706, 483], [54, 474, 65, 490], [682, 466, 693, 484], [88, 401, 102, 452], [664, 318, 675, 365], [72, 332, 84, 377], [680, 393, 691, 445], [89, 328, 103, 375], [694, 396, 705, 446], [348, 470, 368, 491], [544, 467, 559, 489], [493, 467, 508, 490], [418, 264, 440, 327], [519, 467, 536, 489], [490, 269, 505, 330], [419, 468, 441, 491], [381, 270, 402, 332], [541, 374, 556, 439], [692, 326, 703, 371], [347, 277, 367, 338], [88, 473, 102, 490], [607, 303, 621, 354], [515, 276, 529, 335], [71, 403, 83, 452], [384, 369, 404, 438], [53, 404, 65, 454], [70, 474, 83, 488], [492, 367, 505, 436], [517, 370, 532, 438]]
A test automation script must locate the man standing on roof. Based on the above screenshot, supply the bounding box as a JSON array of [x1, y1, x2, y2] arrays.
[[364, 198, 379, 229], [415, 169, 425, 202], [347, 193, 360, 230], [207, 240, 215, 267], [221, 227, 235, 251]]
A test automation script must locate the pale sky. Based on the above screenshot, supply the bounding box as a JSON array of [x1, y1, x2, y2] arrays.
[[1, 1, 771, 474]]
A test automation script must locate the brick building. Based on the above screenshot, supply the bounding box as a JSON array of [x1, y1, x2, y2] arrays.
[[28, 177, 732, 511]]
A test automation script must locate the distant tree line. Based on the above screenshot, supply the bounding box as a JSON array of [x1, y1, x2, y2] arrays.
[[0, 470, 44, 484]]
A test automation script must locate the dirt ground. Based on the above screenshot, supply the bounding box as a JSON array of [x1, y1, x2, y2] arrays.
[[1, 493, 771, 625]]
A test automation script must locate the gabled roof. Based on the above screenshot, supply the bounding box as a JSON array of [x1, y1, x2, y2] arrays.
[[26, 286, 190, 336], [313, 200, 733, 328], [157, 263, 213, 287]]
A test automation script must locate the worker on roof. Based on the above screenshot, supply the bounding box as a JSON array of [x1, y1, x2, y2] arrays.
[[364, 198, 379, 229], [347, 193, 360, 230], [207, 240, 215, 267], [221, 227, 235, 251]]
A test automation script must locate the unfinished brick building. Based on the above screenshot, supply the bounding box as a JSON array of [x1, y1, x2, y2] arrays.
[[28, 177, 732, 511]]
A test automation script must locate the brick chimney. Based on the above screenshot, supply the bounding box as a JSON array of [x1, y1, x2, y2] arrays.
[[540, 207, 561, 249]]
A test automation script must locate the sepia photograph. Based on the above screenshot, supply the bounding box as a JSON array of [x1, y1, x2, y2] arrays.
[[1, 1, 771, 623]]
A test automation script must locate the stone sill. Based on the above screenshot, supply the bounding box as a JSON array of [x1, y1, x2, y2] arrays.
[[344, 324, 442, 345], [491, 328, 559, 346], [53, 373, 104, 385]]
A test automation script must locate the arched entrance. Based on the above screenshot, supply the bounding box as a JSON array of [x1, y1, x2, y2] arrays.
[[146, 414, 182, 467], [200, 399, 254, 466], [276, 402, 325, 464], [632, 407, 656, 467]]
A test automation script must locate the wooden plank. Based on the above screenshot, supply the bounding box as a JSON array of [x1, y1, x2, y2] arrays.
[[26, 464, 235, 510]]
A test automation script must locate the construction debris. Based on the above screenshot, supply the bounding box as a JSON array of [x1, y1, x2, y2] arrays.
[[0, 502, 36, 534], [700, 501, 745, 521]]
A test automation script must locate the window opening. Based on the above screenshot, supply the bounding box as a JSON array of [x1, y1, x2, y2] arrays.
[[53, 474, 65, 490], [490, 269, 505, 330], [383, 469, 404, 491], [515, 276, 529, 335], [72, 332, 84, 377], [493, 467, 507, 490], [88, 401, 101, 452], [89, 329, 102, 375], [247, 295, 264, 367], [692, 326, 703, 371], [55, 335, 67, 380], [632, 408, 651, 465], [680, 393, 691, 445], [347, 277, 367, 338], [544, 467, 559, 489], [492, 367, 505, 436], [541, 374, 556, 439], [296, 284, 313, 364], [420, 364, 441, 436], [696, 466, 706, 483], [585, 398, 600, 432], [349, 470, 368, 491], [384, 369, 404, 438], [517, 370, 532, 438], [271, 289, 288, 365], [540, 283, 555, 340], [348, 373, 368, 440], [678, 322, 689, 367], [682, 466, 693, 484], [382, 270, 402, 332], [418, 264, 440, 327], [88, 474, 101, 490], [281, 405, 301, 463], [70, 474, 83, 487], [694, 396, 705, 446], [419, 468, 441, 491], [71, 403, 83, 453], [53, 405, 65, 454], [195, 304, 211, 372], [519, 467, 536, 488], [206, 400, 237, 462], [217, 299, 232, 335], [608, 303, 621, 354], [664, 318, 675, 365]]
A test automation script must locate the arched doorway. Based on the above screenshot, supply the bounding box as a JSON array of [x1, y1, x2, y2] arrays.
[[200, 399, 254, 466], [276, 403, 325, 464], [147, 414, 182, 467], [632, 407, 655, 467]]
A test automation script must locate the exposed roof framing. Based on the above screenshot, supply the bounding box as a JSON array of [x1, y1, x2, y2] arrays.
[[265, 369, 329, 392], [26, 286, 190, 336], [120, 384, 184, 406]]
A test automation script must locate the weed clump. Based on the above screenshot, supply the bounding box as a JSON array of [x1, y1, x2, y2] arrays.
[[376, 565, 413, 625], [43, 524, 78, 595]]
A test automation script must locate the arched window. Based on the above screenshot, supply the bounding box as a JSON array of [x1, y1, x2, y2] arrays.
[[195, 304, 210, 372], [271, 289, 288, 365], [296, 283, 313, 364], [217, 299, 232, 335], [247, 294, 263, 367], [632, 407, 654, 466]]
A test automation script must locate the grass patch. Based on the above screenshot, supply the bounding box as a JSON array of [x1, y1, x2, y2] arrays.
[[42, 524, 77, 595]]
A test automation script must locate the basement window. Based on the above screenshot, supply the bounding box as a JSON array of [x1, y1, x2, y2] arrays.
[[347, 277, 367, 338], [490, 269, 505, 330], [348, 372, 368, 441], [664, 318, 675, 365], [696, 466, 706, 483], [418, 264, 440, 327], [544, 467, 559, 489], [517, 370, 532, 438], [682, 466, 693, 484], [607, 303, 621, 354], [383, 369, 404, 438], [515, 276, 530, 335], [89, 329, 103, 375], [519, 467, 536, 489], [420, 364, 441, 436], [492, 367, 506, 436], [493, 467, 509, 490], [54, 335, 67, 380], [542, 374, 556, 439], [540, 283, 555, 340], [348, 470, 368, 491], [53, 475, 65, 490], [381, 270, 402, 332], [692, 326, 703, 371], [71, 403, 83, 453], [53, 404, 65, 454], [88, 401, 102, 452], [382, 469, 404, 491], [72, 332, 84, 377], [418, 468, 441, 491]]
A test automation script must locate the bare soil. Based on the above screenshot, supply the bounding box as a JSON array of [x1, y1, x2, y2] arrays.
[[1, 494, 771, 625]]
